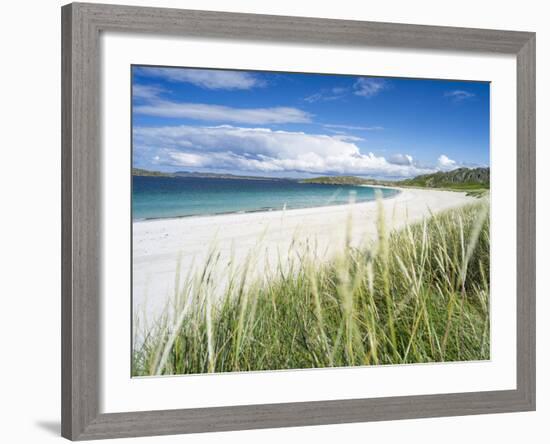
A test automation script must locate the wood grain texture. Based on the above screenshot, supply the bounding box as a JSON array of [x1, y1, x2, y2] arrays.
[[61, 2, 536, 440], [61, 4, 73, 438], [75, 390, 531, 440], [76, 2, 532, 53], [62, 3, 101, 439], [516, 35, 536, 410]]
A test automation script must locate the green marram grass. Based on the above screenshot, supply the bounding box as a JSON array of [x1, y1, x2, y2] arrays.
[[132, 200, 490, 376]]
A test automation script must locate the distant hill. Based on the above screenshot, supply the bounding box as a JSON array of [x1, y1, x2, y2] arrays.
[[132, 168, 291, 181], [132, 168, 173, 177], [172, 171, 291, 181], [399, 167, 490, 189], [301, 167, 490, 191], [300, 176, 377, 186], [133, 167, 490, 191]]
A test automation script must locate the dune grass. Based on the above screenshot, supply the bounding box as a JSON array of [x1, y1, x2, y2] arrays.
[[132, 199, 490, 376]]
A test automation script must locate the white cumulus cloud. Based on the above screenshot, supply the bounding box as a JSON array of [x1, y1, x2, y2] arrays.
[[134, 101, 312, 125], [135, 67, 264, 90], [134, 125, 436, 178], [132, 84, 165, 100], [438, 154, 457, 170], [388, 154, 414, 166], [132, 80, 311, 125]]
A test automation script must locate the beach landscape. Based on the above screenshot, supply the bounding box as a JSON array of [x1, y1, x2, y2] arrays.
[[131, 66, 490, 376]]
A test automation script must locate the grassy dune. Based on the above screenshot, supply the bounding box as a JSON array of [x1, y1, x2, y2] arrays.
[[132, 199, 490, 376]]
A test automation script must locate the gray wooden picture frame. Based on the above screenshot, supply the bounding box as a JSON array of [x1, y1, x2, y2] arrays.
[[61, 2, 536, 440]]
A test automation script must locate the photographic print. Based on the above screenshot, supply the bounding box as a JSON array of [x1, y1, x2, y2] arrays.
[[131, 66, 490, 377]]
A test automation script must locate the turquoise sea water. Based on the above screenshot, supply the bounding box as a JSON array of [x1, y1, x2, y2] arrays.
[[132, 176, 399, 221]]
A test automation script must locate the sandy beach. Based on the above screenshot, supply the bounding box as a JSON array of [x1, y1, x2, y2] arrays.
[[132, 188, 477, 321]]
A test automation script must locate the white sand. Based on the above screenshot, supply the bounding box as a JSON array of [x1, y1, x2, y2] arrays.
[[133, 188, 477, 321]]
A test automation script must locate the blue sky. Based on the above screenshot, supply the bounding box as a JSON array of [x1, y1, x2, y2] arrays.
[[132, 65, 489, 179]]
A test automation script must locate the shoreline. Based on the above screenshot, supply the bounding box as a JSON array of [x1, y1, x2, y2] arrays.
[[133, 187, 402, 223], [133, 187, 477, 323]]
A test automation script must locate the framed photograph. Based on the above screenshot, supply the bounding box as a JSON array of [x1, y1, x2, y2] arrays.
[[61, 2, 535, 440]]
